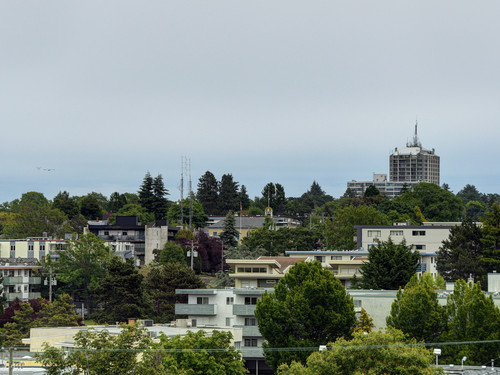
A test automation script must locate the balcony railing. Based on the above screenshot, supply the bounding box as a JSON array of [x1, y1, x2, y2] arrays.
[[3, 277, 41, 285], [233, 304, 256, 316], [175, 304, 216, 316]]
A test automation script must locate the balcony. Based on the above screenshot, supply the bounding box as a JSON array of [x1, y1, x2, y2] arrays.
[[240, 346, 264, 358], [175, 304, 216, 316], [3, 277, 41, 285], [235, 325, 261, 337], [233, 304, 256, 316]]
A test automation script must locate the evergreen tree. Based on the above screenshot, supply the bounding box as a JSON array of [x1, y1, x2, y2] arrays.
[[108, 192, 128, 213], [152, 174, 170, 220], [138, 172, 155, 213], [436, 216, 485, 283], [196, 171, 219, 215], [219, 211, 239, 248], [93, 257, 153, 323], [480, 201, 500, 272], [360, 238, 420, 290], [52, 191, 79, 219], [218, 174, 239, 214], [239, 185, 250, 210], [79, 194, 103, 220]]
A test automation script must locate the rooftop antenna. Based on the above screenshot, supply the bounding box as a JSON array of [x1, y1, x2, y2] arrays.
[[407, 117, 422, 148]]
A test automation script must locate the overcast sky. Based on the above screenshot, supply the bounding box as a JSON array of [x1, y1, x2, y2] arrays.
[[2, 1, 500, 203]]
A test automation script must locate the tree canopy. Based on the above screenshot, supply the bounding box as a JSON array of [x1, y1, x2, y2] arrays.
[[360, 238, 420, 290], [255, 261, 355, 371]]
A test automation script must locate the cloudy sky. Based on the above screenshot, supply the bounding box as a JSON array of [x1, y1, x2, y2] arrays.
[[2, 1, 500, 203]]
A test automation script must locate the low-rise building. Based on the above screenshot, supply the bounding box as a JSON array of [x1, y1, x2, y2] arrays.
[[0, 258, 41, 303]]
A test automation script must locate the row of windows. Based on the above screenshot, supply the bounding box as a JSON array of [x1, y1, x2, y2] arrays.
[[368, 230, 426, 237], [237, 267, 267, 273]]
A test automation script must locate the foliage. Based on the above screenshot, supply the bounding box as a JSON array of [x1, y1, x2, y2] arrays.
[[480, 201, 500, 272], [436, 216, 485, 283], [277, 329, 442, 375], [255, 261, 355, 371], [225, 244, 265, 260], [220, 211, 239, 248], [142, 263, 205, 323], [108, 192, 128, 213], [1, 197, 72, 238], [138, 172, 155, 213], [93, 257, 152, 323], [155, 242, 187, 266], [36, 325, 153, 375], [219, 173, 240, 214], [386, 275, 446, 342], [440, 280, 500, 365], [322, 205, 390, 250], [167, 199, 208, 229], [457, 184, 485, 205], [197, 171, 219, 216], [360, 238, 420, 290], [0, 295, 80, 347], [52, 191, 80, 219], [352, 308, 374, 334], [108, 203, 155, 225], [387, 183, 464, 222], [419, 271, 446, 289], [151, 174, 170, 220], [142, 330, 248, 375], [239, 185, 250, 210], [55, 233, 111, 314], [195, 231, 224, 273], [241, 226, 321, 256], [79, 193, 103, 220]]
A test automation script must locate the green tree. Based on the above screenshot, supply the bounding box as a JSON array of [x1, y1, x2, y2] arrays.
[[386, 275, 446, 342], [79, 194, 103, 220], [436, 217, 485, 283], [197, 171, 219, 216], [52, 191, 80, 219], [464, 200, 487, 221], [93, 257, 152, 323], [1, 302, 35, 346], [220, 211, 239, 248], [167, 199, 208, 229], [322, 205, 390, 250], [360, 238, 420, 290], [152, 174, 170, 220], [109, 203, 155, 225], [108, 192, 128, 213], [34, 294, 81, 328], [277, 329, 443, 375], [56, 233, 111, 315], [255, 261, 355, 371], [142, 330, 248, 375], [138, 172, 155, 213], [36, 325, 153, 375], [239, 185, 250, 210], [218, 174, 239, 214], [155, 242, 186, 266], [143, 263, 205, 323], [352, 308, 375, 334], [440, 280, 500, 365], [363, 184, 380, 198], [480, 201, 500, 272], [457, 184, 485, 205]]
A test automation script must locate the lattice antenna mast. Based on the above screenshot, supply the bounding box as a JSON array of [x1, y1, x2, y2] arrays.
[[407, 117, 422, 148], [188, 158, 193, 230], [180, 157, 184, 226]]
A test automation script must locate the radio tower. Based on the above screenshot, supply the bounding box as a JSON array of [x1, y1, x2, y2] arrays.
[[188, 158, 193, 230], [180, 157, 184, 226]]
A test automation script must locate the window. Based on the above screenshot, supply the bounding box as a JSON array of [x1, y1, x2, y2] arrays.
[[245, 339, 258, 347], [226, 317, 232, 326], [315, 256, 324, 262], [414, 245, 426, 250], [412, 230, 426, 236], [122, 231, 127, 235], [226, 297, 234, 305], [104, 231, 109, 235], [367, 230, 381, 238], [28, 243, 34, 251], [353, 299, 362, 308], [196, 297, 209, 305], [245, 317, 257, 326], [245, 297, 258, 305], [40, 243, 45, 251], [191, 319, 197, 327], [390, 230, 403, 236], [331, 256, 342, 260]]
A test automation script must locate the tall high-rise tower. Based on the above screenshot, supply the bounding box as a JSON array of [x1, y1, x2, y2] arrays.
[[389, 123, 440, 185]]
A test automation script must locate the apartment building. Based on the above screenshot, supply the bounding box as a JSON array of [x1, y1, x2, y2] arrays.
[[0, 258, 42, 303], [347, 173, 419, 199]]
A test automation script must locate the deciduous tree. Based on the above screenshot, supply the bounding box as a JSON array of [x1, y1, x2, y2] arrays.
[[255, 261, 355, 370]]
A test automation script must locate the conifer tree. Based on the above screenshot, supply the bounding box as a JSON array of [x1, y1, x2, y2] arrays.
[[220, 210, 239, 248]]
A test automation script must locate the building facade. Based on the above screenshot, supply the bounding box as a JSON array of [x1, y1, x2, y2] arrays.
[[389, 125, 440, 185], [347, 173, 419, 199]]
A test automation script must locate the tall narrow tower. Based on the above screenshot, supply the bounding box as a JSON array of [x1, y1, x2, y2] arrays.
[[389, 123, 440, 185]]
